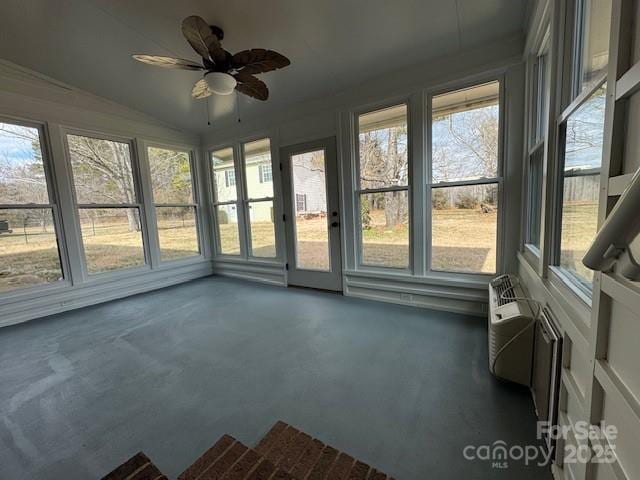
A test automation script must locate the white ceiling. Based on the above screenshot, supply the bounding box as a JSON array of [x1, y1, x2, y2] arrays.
[[0, 0, 528, 134]]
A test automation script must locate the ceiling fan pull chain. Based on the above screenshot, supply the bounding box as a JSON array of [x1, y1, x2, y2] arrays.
[[235, 92, 242, 123], [206, 96, 211, 126]]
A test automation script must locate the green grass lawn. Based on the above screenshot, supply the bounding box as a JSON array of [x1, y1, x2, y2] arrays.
[[1, 205, 599, 292]]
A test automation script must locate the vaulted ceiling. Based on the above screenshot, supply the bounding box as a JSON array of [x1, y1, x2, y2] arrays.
[[0, 0, 528, 133]]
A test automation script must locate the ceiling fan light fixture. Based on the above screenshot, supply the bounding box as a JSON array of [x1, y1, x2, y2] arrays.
[[205, 71, 237, 95]]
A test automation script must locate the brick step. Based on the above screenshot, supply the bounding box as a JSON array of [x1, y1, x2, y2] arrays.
[[178, 434, 294, 480], [100, 451, 167, 480], [254, 421, 393, 480]]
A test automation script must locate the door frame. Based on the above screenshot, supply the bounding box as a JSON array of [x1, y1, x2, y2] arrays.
[[280, 137, 342, 291]]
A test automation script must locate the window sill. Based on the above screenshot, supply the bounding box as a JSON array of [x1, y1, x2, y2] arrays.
[[548, 266, 593, 309], [343, 268, 491, 290]]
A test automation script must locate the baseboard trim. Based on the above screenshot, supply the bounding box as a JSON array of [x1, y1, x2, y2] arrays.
[[0, 263, 213, 328]]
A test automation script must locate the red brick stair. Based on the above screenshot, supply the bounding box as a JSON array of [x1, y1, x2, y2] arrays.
[[100, 421, 393, 480]]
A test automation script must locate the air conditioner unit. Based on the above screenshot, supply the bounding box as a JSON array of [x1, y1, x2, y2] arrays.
[[488, 274, 535, 386]]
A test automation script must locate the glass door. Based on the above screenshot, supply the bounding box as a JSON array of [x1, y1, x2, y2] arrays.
[[281, 137, 342, 291]]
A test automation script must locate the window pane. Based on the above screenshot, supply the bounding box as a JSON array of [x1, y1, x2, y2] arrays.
[[431, 184, 498, 273], [291, 150, 330, 271], [0, 122, 50, 204], [358, 105, 408, 189], [79, 208, 145, 274], [156, 206, 199, 261], [67, 134, 136, 204], [244, 139, 273, 199], [248, 200, 276, 258], [560, 175, 599, 287], [558, 85, 605, 288], [360, 190, 409, 268], [432, 82, 500, 183], [564, 85, 606, 172], [0, 209, 63, 292], [580, 0, 612, 90], [212, 147, 237, 202], [148, 147, 193, 204], [527, 148, 544, 248], [215, 204, 241, 255]]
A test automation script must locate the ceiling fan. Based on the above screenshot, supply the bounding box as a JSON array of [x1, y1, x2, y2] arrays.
[[133, 16, 290, 101]]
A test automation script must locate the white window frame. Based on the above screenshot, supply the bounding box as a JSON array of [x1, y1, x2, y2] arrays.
[[524, 27, 552, 256], [353, 99, 413, 272], [0, 116, 71, 297], [210, 144, 245, 258], [208, 133, 282, 262], [426, 77, 505, 276], [143, 142, 203, 264], [550, 76, 606, 300], [242, 137, 278, 260], [62, 128, 151, 280]]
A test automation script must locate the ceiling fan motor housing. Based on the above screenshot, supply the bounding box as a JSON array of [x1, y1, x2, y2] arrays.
[[210, 25, 224, 41]]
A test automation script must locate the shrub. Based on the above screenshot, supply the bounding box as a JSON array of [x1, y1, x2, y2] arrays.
[[361, 198, 372, 230], [455, 192, 479, 209], [432, 190, 449, 210]]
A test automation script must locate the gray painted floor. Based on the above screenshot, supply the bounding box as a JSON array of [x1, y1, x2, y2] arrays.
[[0, 276, 551, 480]]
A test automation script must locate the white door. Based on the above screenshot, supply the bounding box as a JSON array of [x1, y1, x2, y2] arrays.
[[281, 137, 342, 291]]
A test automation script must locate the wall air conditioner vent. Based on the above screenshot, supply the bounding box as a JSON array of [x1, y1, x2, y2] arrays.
[[488, 274, 535, 386]]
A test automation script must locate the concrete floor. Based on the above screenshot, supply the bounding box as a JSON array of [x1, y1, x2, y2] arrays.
[[0, 276, 551, 480]]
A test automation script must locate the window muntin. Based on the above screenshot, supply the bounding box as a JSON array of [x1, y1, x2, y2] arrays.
[[557, 85, 605, 289], [147, 146, 199, 261], [432, 82, 500, 183], [67, 133, 146, 274], [242, 138, 276, 258], [0, 122, 65, 292], [576, 0, 612, 93], [431, 184, 498, 274], [356, 104, 410, 269], [211, 147, 241, 256], [430, 81, 501, 274]]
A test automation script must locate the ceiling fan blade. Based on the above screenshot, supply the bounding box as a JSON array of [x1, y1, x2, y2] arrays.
[[132, 54, 203, 71], [232, 49, 290, 75], [181, 16, 226, 65], [192, 78, 212, 99], [234, 72, 269, 101]]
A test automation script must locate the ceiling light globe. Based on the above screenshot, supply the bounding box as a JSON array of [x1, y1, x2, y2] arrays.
[[204, 72, 237, 95]]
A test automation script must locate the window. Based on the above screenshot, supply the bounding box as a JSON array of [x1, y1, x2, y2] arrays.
[[147, 146, 200, 261], [573, 0, 612, 95], [357, 104, 410, 268], [556, 84, 605, 290], [224, 169, 236, 187], [430, 81, 501, 274], [67, 134, 146, 274], [259, 164, 272, 183], [243, 138, 276, 258], [211, 147, 241, 255], [526, 37, 550, 250], [0, 121, 64, 292], [295, 193, 307, 213]]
